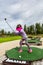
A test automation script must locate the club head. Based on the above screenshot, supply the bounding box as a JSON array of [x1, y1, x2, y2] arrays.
[[4, 18, 7, 21]]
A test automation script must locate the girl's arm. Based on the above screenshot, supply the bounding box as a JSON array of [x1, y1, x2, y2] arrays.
[[14, 30, 19, 35]]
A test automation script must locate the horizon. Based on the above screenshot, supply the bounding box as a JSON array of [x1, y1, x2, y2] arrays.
[[0, 22, 43, 33]]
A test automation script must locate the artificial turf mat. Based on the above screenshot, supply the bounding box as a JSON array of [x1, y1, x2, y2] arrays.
[[6, 47, 42, 61], [28, 39, 41, 43]]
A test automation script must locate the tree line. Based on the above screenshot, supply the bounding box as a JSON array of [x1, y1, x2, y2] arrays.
[[0, 30, 14, 36], [0, 23, 43, 36], [24, 23, 43, 34]]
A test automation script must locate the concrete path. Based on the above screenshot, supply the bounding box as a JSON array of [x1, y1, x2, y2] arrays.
[[0, 40, 20, 57]]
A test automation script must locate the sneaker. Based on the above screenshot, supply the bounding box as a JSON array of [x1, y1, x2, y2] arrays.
[[18, 49, 22, 53], [28, 48, 32, 53]]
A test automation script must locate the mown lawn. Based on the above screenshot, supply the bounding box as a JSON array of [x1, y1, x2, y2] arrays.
[[0, 34, 43, 43], [0, 36, 21, 43]]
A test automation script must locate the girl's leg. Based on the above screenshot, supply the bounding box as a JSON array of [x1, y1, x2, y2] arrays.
[[25, 38, 32, 53], [19, 39, 23, 52], [25, 38, 30, 48]]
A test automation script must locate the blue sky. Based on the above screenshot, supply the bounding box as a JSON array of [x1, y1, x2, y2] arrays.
[[0, 0, 43, 32]]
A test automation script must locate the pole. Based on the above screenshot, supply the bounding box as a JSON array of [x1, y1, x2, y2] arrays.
[[4, 18, 14, 32]]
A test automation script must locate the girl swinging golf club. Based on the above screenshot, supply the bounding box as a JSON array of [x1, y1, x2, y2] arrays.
[[15, 24, 32, 53], [4, 18, 32, 53]]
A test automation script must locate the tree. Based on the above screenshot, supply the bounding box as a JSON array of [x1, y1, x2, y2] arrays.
[[11, 32, 15, 36], [35, 23, 41, 34], [27, 27, 30, 34], [1, 29, 5, 35], [7, 31, 11, 35], [29, 25, 35, 34], [41, 24, 43, 34], [24, 24, 27, 33]]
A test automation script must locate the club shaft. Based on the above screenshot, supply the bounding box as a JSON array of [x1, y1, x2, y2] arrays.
[[5, 20, 14, 32]]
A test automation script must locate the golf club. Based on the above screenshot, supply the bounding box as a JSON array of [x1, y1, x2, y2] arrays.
[[4, 18, 14, 32]]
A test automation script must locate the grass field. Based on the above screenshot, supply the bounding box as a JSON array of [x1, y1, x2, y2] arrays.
[[0, 36, 40, 43], [0, 34, 43, 43], [6, 47, 42, 61], [0, 36, 21, 43], [28, 34, 43, 38]]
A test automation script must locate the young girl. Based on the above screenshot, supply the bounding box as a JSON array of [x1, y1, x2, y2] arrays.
[[14, 24, 32, 53]]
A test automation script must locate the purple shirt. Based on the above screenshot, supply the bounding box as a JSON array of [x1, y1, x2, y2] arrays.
[[15, 29, 27, 39]]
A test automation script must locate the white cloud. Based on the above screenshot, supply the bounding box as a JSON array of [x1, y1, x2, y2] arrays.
[[6, 4, 21, 14], [0, 0, 43, 32]]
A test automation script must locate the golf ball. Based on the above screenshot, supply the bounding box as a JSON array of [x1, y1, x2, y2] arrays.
[[19, 56, 21, 58]]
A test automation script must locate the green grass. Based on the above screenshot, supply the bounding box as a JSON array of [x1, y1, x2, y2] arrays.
[[28, 39, 41, 43], [0, 34, 43, 43], [28, 34, 43, 37], [0, 36, 21, 43], [6, 47, 42, 61], [42, 49, 43, 59]]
